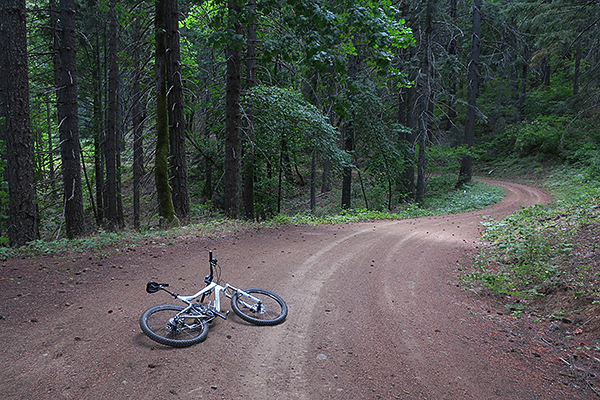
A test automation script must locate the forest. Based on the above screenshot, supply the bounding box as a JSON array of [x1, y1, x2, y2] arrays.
[[0, 0, 599, 247]]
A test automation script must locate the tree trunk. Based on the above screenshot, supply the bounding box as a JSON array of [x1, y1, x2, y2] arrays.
[[404, 45, 418, 200], [310, 149, 317, 212], [341, 127, 353, 209], [224, 0, 243, 219], [155, 0, 179, 228], [541, 57, 551, 86], [132, 17, 144, 231], [0, 0, 38, 246], [458, 0, 482, 186], [519, 44, 528, 120], [93, 32, 104, 226], [416, 0, 434, 204], [573, 41, 581, 96], [342, 53, 358, 210], [445, 0, 458, 131], [49, 0, 60, 180], [166, 0, 190, 223], [57, 0, 85, 238], [243, 0, 257, 221], [105, 0, 119, 230]]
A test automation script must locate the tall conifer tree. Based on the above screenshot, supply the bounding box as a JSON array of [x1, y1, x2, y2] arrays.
[[0, 0, 38, 246]]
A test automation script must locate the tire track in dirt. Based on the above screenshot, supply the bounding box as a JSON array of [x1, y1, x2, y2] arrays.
[[5, 179, 584, 400], [238, 223, 416, 398], [235, 179, 578, 399]]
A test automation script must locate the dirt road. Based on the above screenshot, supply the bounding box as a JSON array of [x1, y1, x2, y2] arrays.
[[0, 180, 589, 399]]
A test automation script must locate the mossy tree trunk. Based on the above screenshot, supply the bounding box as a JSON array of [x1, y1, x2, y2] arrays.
[[105, 0, 119, 230], [57, 0, 85, 238], [458, 0, 482, 186], [166, 0, 190, 224], [155, 0, 179, 229]]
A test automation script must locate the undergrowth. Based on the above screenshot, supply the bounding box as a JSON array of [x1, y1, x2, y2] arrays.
[[461, 166, 600, 315], [0, 179, 503, 259], [262, 180, 504, 225]]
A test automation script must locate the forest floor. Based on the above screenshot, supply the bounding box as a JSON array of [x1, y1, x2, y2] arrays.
[[1, 179, 599, 399]]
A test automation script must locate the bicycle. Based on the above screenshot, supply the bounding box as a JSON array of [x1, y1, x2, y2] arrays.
[[139, 250, 288, 347]]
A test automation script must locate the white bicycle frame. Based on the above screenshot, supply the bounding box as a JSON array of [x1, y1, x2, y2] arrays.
[[173, 281, 263, 319]]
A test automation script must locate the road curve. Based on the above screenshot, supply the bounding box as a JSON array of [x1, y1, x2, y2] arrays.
[[220, 179, 560, 399], [5, 179, 585, 400]]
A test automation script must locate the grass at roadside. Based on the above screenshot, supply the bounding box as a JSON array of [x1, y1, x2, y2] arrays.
[[460, 165, 600, 317], [269, 179, 504, 225], [0, 177, 504, 259]]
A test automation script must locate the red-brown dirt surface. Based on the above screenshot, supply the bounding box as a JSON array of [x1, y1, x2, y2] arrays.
[[1, 179, 598, 399]]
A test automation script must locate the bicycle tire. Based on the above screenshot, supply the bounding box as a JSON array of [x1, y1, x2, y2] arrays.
[[139, 304, 209, 347], [231, 288, 288, 326]]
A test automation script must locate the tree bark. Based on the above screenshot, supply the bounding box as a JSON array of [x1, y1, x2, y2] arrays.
[[224, 0, 243, 219], [243, 0, 257, 221], [105, 0, 119, 230], [57, 0, 85, 238], [573, 41, 581, 96], [49, 0, 60, 180], [155, 0, 179, 228], [519, 43, 528, 121], [166, 0, 190, 223], [0, 0, 38, 246], [342, 53, 358, 210], [401, 75, 416, 199], [445, 0, 458, 131], [132, 17, 144, 231], [458, 0, 482, 186], [93, 32, 104, 226], [416, 1, 434, 204]]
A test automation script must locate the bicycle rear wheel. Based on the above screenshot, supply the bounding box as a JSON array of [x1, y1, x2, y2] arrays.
[[231, 288, 287, 326], [139, 304, 209, 347]]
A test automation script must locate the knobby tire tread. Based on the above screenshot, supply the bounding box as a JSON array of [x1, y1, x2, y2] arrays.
[[231, 288, 288, 326], [139, 304, 209, 347]]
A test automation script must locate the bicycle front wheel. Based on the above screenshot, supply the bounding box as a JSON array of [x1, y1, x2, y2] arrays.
[[139, 304, 209, 347], [231, 288, 288, 326]]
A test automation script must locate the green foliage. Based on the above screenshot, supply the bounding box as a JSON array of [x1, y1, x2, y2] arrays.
[[273, 0, 413, 75], [465, 205, 566, 298], [423, 178, 505, 214], [523, 85, 574, 119], [347, 77, 410, 207], [463, 166, 600, 303], [268, 179, 504, 225], [244, 85, 350, 168], [512, 116, 567, 157], [0, 230, 129, 259], [481, 112, 600, 165], [426, 144, 474, 175]]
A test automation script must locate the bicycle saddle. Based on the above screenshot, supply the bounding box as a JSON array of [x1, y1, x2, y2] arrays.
[[146, 281, 168, 293]]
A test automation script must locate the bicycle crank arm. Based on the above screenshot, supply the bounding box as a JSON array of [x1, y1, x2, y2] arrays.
[[209, 308, 229, 320]]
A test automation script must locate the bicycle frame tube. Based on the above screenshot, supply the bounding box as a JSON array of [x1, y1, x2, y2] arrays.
[[174, 282, 263, 314]]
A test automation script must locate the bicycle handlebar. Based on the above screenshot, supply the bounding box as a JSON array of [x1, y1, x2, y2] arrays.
[[206, 250, 216, 285]]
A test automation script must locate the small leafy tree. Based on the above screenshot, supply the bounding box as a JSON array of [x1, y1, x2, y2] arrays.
[[244, 85, 349, 217]]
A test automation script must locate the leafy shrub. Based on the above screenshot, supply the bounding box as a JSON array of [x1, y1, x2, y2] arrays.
[[466, 204, 568, 298], [524, 84, 573, 118], [513, 116, 568, 158], [464, 168, 600, 302]]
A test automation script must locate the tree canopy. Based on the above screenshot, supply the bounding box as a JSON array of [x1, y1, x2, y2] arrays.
[[0, 0, 598, 244]]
